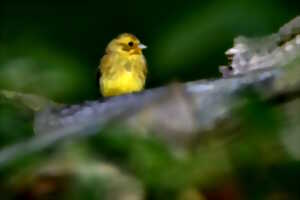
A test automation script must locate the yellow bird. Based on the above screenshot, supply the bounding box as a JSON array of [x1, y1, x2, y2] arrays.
[[98, 33, 147, 97]]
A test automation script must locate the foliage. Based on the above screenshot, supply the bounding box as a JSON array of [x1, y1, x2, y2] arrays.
[[0, 1, 300, 199]]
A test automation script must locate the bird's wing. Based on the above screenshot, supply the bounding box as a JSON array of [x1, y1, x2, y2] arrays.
[[97, 54, 110, 84], [99, 54, 112, 74]]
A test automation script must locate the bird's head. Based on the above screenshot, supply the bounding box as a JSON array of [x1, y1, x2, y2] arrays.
[[106, 33, 147, 55]]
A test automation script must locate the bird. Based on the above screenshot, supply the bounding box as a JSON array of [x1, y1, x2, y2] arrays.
[[98, 33, 147, 97]]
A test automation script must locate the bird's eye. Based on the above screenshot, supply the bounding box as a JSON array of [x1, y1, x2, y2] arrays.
[[128, 41, 134, 47]]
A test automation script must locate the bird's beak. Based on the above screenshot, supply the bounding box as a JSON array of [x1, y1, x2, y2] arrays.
[[138, 44, 147, 49]]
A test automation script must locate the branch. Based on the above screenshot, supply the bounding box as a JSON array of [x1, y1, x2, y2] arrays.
[[220, 16, 300, 77]]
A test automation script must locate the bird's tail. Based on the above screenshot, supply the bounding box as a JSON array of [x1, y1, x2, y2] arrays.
[[0, 90, 58, 112]]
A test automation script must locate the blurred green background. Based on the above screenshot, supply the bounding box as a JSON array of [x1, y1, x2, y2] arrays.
[[0, 0, 298, 103], [0, 1, 300, 200]]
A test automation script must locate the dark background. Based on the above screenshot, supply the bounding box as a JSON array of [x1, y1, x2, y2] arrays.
[[0, 2, 300, 199], [0, 0, 299, 103]]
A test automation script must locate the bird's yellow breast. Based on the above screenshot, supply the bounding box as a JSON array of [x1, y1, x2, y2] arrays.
[[100, 70, 144, 97], [99, 53, 146, 97]]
